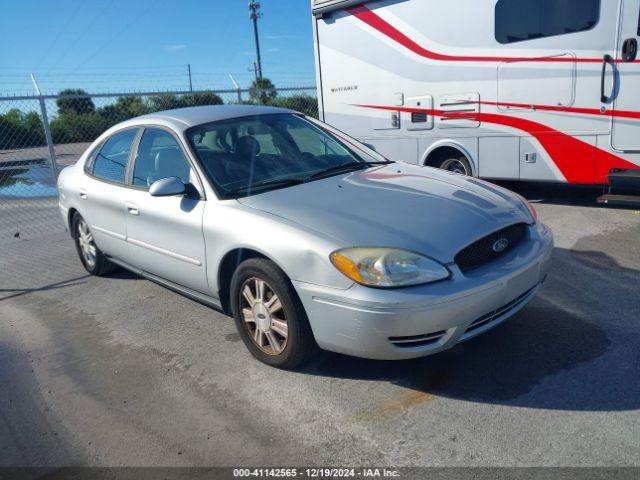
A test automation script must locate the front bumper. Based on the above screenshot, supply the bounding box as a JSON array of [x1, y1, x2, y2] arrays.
[[293, 222, 553, 360]]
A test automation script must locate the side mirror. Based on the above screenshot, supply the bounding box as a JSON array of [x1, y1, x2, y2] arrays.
[[363, 143, 377, 152], [149, 177, 186, 197]]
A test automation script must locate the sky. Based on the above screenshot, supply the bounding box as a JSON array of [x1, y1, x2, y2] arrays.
[[0, 0, 317, 95]]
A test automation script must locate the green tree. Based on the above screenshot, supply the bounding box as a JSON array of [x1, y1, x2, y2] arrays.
[[99, 96, 149, 125], [0, 109, 46, 149], [181, 91, 224, 107], [269, 95, 318, 118], [50, 112, 108, 144], [148, 94, 183, 112], [249, 77, 277, 104], [56, 89, 95, 115]]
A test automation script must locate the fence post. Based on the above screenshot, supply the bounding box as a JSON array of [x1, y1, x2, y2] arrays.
[[228, 74, 243, 104], [30, 74, 58, 178]]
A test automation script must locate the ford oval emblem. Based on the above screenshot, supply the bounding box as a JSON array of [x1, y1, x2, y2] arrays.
[[492, 238, 509, 253]]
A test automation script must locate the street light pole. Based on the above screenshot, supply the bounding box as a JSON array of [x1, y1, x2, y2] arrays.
[[248, 2, 263, 79]]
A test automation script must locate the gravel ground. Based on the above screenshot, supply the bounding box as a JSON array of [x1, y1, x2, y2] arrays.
[[0, 182, 638, 467]]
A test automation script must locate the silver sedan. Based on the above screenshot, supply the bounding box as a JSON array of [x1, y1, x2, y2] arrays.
[[57, 105, 553, 369]]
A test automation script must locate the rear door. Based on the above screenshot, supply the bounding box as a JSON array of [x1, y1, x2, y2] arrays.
[[612, 0, 640, 151], [124, 127, 209, 294], [81, 128, 139, 260]]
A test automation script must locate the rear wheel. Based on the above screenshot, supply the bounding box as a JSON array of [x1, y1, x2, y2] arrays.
[[72, 213, 116, 276], [230, 258, 318, 370]]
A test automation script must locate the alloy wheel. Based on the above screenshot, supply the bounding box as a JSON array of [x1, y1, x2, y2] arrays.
[[240, 277, 289, 355], [77, 219, 97, 268]]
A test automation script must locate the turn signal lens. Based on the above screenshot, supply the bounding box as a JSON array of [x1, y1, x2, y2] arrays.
[[330, 247, 450, 288]]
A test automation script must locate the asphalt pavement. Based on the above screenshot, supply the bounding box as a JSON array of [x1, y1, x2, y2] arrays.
[[0, 182, 639, 467]]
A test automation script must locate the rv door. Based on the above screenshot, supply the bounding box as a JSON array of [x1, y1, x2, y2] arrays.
[[611, 0, 640, 151]]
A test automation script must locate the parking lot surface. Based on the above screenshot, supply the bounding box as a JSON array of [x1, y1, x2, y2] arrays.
[[1, 183, 639, 467]]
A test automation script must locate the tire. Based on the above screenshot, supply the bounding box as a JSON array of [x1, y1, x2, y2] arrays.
[[230, 258, 318, 370], [71, 213, 117, 276], [432, 152, 472, 176]]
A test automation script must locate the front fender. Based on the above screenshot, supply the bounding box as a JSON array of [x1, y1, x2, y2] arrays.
[[203, 202, 354, 296]]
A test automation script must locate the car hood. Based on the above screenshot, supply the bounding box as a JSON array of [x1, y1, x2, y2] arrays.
[[237, 163, 532, 263]]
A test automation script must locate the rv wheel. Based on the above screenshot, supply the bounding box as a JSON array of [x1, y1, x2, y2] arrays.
[[439, 156, 472, 176]]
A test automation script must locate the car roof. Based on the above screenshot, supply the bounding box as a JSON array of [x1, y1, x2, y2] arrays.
[[132, 104, 296, 130]]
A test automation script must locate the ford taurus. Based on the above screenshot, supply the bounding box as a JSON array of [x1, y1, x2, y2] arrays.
[[57, 105, 553, 369]]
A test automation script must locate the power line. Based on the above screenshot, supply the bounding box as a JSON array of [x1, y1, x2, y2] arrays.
[[60, 0, 163, 81], [45, 0, 119, 74], [34, 0, 84, 69]]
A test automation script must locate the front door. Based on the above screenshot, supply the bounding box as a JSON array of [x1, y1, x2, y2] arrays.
[[124, 127, 209, 294], [612, 0, 640, 151]]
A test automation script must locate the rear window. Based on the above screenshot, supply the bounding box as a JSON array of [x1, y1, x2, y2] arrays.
[[495, 0, 600, 44]]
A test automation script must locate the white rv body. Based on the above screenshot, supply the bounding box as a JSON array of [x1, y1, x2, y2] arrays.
[[311, 0, 640, 184]]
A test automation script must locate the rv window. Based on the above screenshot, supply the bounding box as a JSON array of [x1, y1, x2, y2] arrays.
[[495, 0, 600, 44]]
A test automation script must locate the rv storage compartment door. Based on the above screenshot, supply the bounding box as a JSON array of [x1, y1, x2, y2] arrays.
[[406, 96, 434, 131], [371, 92, 403, 130], [437, 93, 480, 129]]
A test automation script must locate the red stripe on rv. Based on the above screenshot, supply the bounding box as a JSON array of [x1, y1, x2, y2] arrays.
[[478, 101, 640, 120], [347, 5, 633, 64], [353, 104, 639, 184]]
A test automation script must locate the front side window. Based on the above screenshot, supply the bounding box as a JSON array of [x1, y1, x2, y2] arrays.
[[495, 0, 600, 44], [187, 114, 382, 197], [133, 128, 192, 188], [92, 129, 138, 184]]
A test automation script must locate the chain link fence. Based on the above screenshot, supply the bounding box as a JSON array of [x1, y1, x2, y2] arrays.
[[0, 86, 317, 243]]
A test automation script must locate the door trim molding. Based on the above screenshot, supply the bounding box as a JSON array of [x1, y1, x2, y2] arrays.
[[92, 225, 126, 241], [126, 236, 202, 266]]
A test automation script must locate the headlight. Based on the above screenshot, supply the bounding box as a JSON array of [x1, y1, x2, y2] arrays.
[[330, 247, 450, 288]]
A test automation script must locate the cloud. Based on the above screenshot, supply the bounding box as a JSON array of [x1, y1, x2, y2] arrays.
[[267, 48, 280, 53], [164, 44, 186, 52], [240, 51, 255, 56]]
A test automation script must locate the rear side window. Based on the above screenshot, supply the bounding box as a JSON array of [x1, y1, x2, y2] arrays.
[[92, 129, 138, 184], [495, 0, 600, 44]]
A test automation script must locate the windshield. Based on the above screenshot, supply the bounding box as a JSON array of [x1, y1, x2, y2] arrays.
[[186, 113, 388, 198]]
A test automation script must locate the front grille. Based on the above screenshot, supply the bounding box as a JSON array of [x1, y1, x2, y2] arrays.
[[389, 330, 447, 348], [455, 223, 528, 272], [464, 286, 536, 334]]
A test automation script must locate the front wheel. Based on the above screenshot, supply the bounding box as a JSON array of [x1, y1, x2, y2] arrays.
[[230, 258, 318, 370]]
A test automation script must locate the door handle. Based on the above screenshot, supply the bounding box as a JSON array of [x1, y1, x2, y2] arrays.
[[79, 190, 88, 200], [601, 54, 613, 103], [125, 202, 140, 216], [622, 38, 638, 62]]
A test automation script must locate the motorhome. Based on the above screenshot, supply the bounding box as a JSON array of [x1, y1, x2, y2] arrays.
[[311, 0, 640, 203]]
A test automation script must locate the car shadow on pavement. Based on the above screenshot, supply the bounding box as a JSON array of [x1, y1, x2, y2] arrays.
[[493, 180, 639, 210], [302, 247, 640, 412]]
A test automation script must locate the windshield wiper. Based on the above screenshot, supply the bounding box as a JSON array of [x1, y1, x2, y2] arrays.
[[226, 177, 306, 196], [306, 161, 392, 182]]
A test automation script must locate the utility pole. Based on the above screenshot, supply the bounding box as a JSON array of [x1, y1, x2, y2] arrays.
[[187, 64, 193, 91], [248, 61, 260, 81], [248, 2, 263, 79]]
